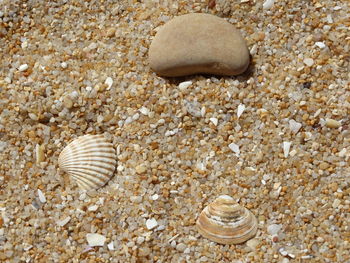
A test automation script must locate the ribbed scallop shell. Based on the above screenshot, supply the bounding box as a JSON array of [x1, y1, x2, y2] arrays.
[[196, 195, 258, 244], [58, 135, 117, 190]]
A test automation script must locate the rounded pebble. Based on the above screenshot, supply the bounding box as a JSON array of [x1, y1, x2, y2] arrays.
[[149, 13, 250, 77]]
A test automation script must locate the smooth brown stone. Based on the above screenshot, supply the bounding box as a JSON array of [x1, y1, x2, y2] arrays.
[[149, 13, 250, 77]]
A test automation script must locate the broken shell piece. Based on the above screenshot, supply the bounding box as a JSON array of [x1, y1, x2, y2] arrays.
[[58, 134, 117, 190], [196, 195, 258, 244], [86, 233, 106, 247]]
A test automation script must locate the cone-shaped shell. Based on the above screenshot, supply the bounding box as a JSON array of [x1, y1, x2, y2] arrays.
[[196, 195, 258, 244], [58, 135, 117, 190]]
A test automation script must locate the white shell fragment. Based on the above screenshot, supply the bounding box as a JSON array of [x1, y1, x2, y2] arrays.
[[209, 117, 218, 126], [229, 143, 240, 156], [196, 195, 258, 244], [289, 119, 302, 134], [237, 104, 246, 119], [178, 81, 192, 90], [146, 218, 158, 230], [263, 0, 275, 10], [267, 224, 282, 236], [303, 58, 314, 67], [60, 62, 68, 68], [58, 134, 117, 190], [139, 106, 150, 115], [37, 189, 46, 203], [18, 64, 29, 71], [107, 241, 114, 251], [88, 205, 99, 212], [315, 42, 326, 49], [57, 216, 71, 227], [283, 141, 292, 158], [105, 77, 113, 89], [86, 233, 106, 247]]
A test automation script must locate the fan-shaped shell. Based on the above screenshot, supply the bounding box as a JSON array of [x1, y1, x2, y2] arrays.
[[196, 195, 258, 244], [58, 134, 117, 190]]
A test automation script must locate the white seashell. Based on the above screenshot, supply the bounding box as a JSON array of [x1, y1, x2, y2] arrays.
[[58, 135, 117, 190], [196, 195, 258, 244]]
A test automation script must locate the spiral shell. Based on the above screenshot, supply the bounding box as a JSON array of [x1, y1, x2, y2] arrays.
[[196, 195, 258, 244], [58, 135, 117, 190]]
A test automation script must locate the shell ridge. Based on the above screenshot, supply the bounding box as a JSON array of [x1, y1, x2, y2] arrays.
[[59, 146, 115, 158], [70, 171, 106, 185], [59, 156, 117, 166], [64, 165, 115, 179]]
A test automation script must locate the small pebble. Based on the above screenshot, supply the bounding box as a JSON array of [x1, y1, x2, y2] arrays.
[[176, 243, 187, 252], [315, 42, 326, 49], [106, 27, 116, 37], [60, 62, 68, 68], [246, 238, 260, 250], [130, 196, 143, 203], [228, 143, 240, 156], [107, 241, 114, 250], [303, 58, 314, 67], [279, 248, 288, 256], [88, 205, 99, 211], [105, 77, 113, 89], [28, 113, 38, 121], [135, 164, 147, 174], [325, 118, 341, 128], [184, 248, 191, 254], [178, 81, 192, 90], [237, 104, 246, 119], [35, 144, 45, 164], [18, 64, 29, 71], [37, 189, 46, 203], [151, 194, 159, 200], [263, 0, 275, 10], [289, 119, 302, 134], [283, 141, 292, 158], [57, 216, 71, 227], [86, 233, 106, 247], [316, 237, 324, 243], [146, 218, 158, 230], [209, 117, 218, 126], [267, 224, 282, 235], [21, 41, 28, 49], [139, 106, 150, 115], [137, 236, 145, 244], [63, 96, 73, 109], [332, 199, 341, 208]]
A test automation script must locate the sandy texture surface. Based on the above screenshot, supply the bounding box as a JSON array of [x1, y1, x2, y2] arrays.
[[0, 0, 349, 262]]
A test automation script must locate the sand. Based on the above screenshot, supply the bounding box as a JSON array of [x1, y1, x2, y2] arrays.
[[0, 0, 349, 262]]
